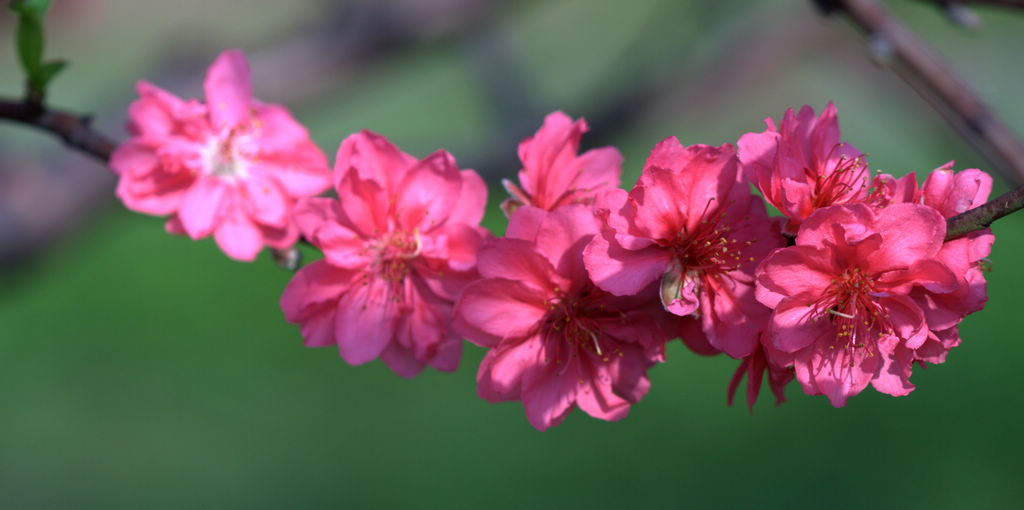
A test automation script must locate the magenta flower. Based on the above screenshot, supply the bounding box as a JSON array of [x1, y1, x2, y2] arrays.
[[500, 111, 622, 216], [583, 138, 784, 358], [109, 49, 331, 260], [738, 102, 869, 234], [755, 203, 962, 406], [280, 130, 489, 377], [454, 205, 668, 431]]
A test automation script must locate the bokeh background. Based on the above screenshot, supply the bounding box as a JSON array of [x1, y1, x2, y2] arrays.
[[1, 0, 1023, 508]]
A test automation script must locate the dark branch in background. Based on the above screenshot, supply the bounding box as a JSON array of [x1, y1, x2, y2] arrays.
[[927, 0, 1024, 8], [0, 97, 116, 161], [816, 0, 1024, 186]]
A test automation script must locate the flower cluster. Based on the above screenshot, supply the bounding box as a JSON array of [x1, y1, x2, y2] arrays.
[[112, 51, 995, 430]]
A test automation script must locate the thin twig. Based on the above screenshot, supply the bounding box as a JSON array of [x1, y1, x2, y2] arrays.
[[0, 97, 116, 161], [821, 0, 1024, 185]]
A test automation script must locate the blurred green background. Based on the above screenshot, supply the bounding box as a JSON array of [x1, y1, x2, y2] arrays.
[[1, 0, 1023, 508]]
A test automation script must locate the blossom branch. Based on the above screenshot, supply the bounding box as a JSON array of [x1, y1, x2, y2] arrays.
[[0, 96, 116, 161], [945, 182, 1024, 240], [818, 0, 1024, 185]]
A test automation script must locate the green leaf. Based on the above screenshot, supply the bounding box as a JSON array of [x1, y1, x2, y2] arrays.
[[13, 9, 44, 74], [9, 0, 58, 97], [33, 59, 66, 89], [9, 0, 52, 16]]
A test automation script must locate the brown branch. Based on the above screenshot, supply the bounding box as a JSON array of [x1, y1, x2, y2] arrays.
[[0, 97, 117, 161], [820, 0, 1024, 186], [946, 183, 1024, 239]]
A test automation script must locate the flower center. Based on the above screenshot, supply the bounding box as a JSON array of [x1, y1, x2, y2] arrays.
[[811, 267, 891, 360], [809, 148, 868, 209], [203, 128, 254, 179], [541, 284, 625, 368], [369, 229, 421, 285], [673, 199, 749, 275]]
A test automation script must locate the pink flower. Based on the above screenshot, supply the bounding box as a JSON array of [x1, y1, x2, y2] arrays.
[[110, 49, 331, 260], [867, 163, 993, 349], [454, 205, 668, 431], [501, 111, 622, 216], [902, 164, 994, 362], [583, 138, 784, 358], [755, 203, 962, 406], [280, 130, 489, 377], [738, 102, 869, 234]]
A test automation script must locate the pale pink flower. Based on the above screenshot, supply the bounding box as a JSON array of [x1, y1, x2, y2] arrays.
[[280, 130, 489, 377], [583, 138, 784, 358], [500, 111, 622, 216], [738, 102, 869, 234], [110, 49, 331, 260], [755, 203, 962, 406], [454, 205, 668, 431]]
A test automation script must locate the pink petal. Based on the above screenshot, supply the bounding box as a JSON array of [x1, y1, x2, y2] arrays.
[[430, 223, 486, 272], [869, 346, 915, 397], [522, 364, 579, 431], [699, 273, 765, 358], [796, 203, 874, 249], [335, 168, 388, 238], [280, 260, 357, 321], [381, 343, 427, 378], [252, 151, 331, 198], [334, 130, 417, 192], [292, 197, 368, 269], [477, 338, 543, 402], [607, 343, 653, 403], [516, 111, 581, 204], [334, 279, 396, 365], [298, 309, 338, 348], [427, 336, 462, 373], [204, 49, 252, 129], [178, 176, 228, 239], [213, 208, 264, 261], [584, 229, 670, 296], [799, 342, 877, 407], [476, 238, 561, 291], [241, 176, 289, 228], [755, 245, 833, 308], [534, 204, 598, 284], [573, 146, 622, 194], [870, 203, 946, 272], [109, 139, 157, 177], [505, 205, 548, 242], [260, 221, 299, 250], [769, 296, 830, 353], [453, 279, 548, 344], [575, 361, 631, 422], [448, 169, 488, 227], [251, 104, 310, 153], [395, 150, 461, 232]]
